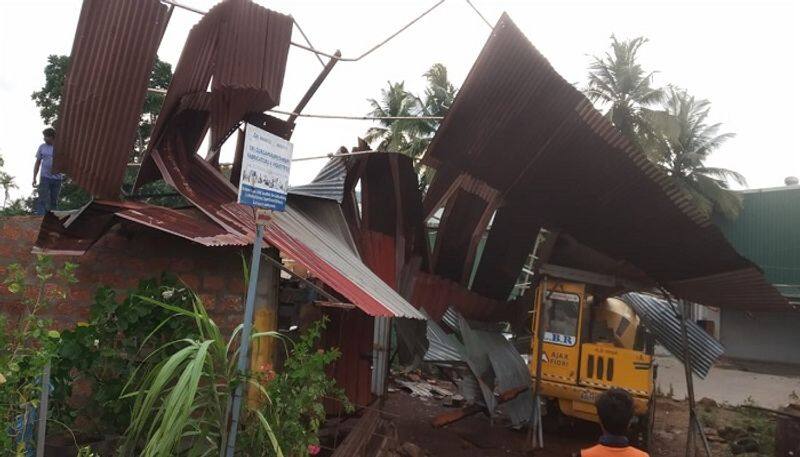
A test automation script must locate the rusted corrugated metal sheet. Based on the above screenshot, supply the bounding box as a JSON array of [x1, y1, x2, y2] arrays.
[[412, 271, 504, 321], [54, 0, 169, 199], [137, 0, 292, 188], [34, 200, 248, 254], [321, 308, 374, 412], [422, 13, 788, 311]]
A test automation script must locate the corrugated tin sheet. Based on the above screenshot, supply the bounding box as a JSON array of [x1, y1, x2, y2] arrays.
[[718, 187, 800, 289], [137, 0, 292, 188], [458, 313, 532, 426], [620, 292, 725, 378], [423, 316, 465, 364], [265, 196, 424, 319], [54, 0, 169, 199], [411, 271, 504, 321], [420, 13, 788, 311], [288, 156, 348, 202], [34, 200, 249, 254]]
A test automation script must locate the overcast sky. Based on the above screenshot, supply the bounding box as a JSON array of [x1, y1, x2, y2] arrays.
[[0, 0, 797, 201]]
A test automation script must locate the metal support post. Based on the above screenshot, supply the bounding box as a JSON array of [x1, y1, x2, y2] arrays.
[[371, 316, 391, 396], [35, 362, 51, 457], [678, 299, 712, 457], [223, 223, 265, 457], [287, 51, 341, 125], [531, 276, 549, 449]]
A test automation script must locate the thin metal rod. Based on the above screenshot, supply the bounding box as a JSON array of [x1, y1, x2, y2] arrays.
[[159, 0, 445, 63], [683, 300, 712, 457], [291, 17, 326, 67], [259, 252, 341, 303], [35, 362, 51, 457], [464, 0, 493, 28], [269, 109, 444, 121], [671, 297, 711, 457], [288, 51, 342, 125], [160, 0, 205, 14], [224, 224, 265, 457], [531, 276, 548, 449], [292, 150, 393, 163], [289, 0, 446, 62]]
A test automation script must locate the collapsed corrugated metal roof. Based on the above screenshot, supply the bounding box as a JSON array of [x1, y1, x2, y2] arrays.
[[136, 0, 293, 188], [35, 0, 424, 321], [35, 200, 250, 254], [421, 13, 788, 311], [454, 309, 533, 426], [36, 195, 424, 320], [54, 0, 169, 199], [620, 292, 725, 378], [266, 196, 424, 319]]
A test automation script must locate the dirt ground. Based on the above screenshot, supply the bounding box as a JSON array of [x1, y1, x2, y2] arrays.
[[352, 390, 777, 456]]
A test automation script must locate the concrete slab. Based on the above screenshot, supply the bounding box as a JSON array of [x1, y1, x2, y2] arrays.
[[655, 355, 800, 410]]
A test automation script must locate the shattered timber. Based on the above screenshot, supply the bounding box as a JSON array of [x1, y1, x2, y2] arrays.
[[25, 0, 794, 456]]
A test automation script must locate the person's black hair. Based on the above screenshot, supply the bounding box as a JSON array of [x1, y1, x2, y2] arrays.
[[42, 128, 56, 138], [595, 388, 634, 436]]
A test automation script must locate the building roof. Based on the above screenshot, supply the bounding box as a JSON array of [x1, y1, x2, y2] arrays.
[[718, 186, 800, 302]]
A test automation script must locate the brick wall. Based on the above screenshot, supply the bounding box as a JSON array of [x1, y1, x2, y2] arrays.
[[0, 216, 247, 333]]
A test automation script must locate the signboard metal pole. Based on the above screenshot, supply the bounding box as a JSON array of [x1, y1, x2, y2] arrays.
[[224, 122, 291, 456], [224, 223, 265, 457]]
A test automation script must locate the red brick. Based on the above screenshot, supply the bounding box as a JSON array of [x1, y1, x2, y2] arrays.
[[68, 287, 94, 305], [203, 274, 226, 292], [198, 293, 217, 308], [179, 273, 201, 290], [171, 258, 194, 273], [218, 294, 244, 313]]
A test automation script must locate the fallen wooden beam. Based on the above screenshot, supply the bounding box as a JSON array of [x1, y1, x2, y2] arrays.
[[431, 385, 529, 428], [332, 403, 381, 457]]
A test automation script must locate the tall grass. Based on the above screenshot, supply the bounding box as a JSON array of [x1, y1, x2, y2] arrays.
[[119, 293, 283, 457]]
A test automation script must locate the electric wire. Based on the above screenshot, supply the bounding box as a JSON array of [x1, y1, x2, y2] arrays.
[[291, 17, 326, 67], [160, 0, 446, 63], [464, 0, 493, 28], [267, 109, 443, 122]]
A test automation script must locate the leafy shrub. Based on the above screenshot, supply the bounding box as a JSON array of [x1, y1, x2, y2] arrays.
[[243, 316, 352, 456], [50, 275, 197, 436], [0, 256, 76, 453]]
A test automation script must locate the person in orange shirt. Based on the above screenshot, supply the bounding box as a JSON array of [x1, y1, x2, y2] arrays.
[[581, 388, 649, 457]]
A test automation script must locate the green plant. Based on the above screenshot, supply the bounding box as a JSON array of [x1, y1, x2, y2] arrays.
[[120, 293, 283, 457], [242, 317, 351, 456], [0, 256, 77, 453], [50, 275, 197, 437]]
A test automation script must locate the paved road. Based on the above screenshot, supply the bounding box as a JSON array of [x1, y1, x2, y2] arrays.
[[654, 355, 800, 410]]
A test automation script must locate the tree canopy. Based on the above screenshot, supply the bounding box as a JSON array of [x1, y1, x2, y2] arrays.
[[364, 63, 457, 190], [586, 37, 744, 220], [14, 54, 177, 213]]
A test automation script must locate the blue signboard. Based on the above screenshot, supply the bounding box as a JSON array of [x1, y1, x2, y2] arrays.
[[237, 123, 293, 211]]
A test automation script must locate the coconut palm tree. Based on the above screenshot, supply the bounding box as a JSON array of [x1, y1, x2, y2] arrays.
[[585, 36, 664, 152], [644, 87, 745, 220], [364, 81, 424, 154], [0, 172, 17, 209], [365, 65, 457, 190]]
